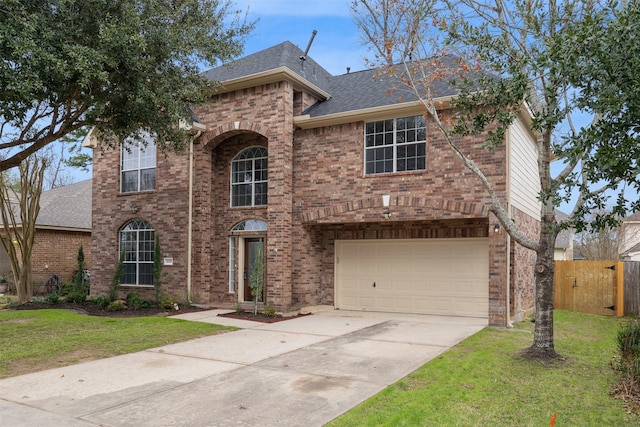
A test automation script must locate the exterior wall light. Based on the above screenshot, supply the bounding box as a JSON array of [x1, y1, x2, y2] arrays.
[[383, 210, 392, 220], [494, 223, 500, 233]]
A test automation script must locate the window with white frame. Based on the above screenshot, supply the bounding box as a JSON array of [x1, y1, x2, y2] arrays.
[[119, 219, 154, 286], [121, 134, 156, 193], [231, 146, 268, 207], [364, 115, 426, 175]]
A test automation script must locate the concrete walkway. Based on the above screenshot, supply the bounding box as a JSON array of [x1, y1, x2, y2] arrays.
[[0, 309, 486, 426]]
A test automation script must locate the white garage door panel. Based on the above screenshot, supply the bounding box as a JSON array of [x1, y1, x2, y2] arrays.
[[335, 239, 489, 318]]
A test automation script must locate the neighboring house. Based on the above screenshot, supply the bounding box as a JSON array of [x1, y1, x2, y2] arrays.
[[0, 179, 92, 290], [620, 212, 640, 261], [554, 210, 574, 260], [87, 41, 541, 326]]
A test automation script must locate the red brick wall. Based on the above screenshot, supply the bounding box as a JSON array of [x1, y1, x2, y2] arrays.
[[193, 82, 295, 309], [31, 229, 91, 292], [510, 207, 539, 321], [91, 144, 191, 303]]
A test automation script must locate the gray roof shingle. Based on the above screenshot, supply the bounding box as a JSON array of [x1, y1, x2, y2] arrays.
[[37, 179, 91, 230], [202, 41, 334, 93], [202, 41, 483, 118]]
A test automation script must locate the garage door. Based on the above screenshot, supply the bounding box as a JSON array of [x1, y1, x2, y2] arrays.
[[335, 238, 489, 318]]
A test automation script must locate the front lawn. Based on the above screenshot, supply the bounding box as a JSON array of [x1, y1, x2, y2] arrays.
[[329, 310, 639, 426], [0, 309, 233, 379]]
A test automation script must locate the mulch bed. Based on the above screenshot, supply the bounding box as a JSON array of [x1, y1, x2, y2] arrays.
[[7, 301, 314, 322], [218, 311, 313, 323], [9, 301, 210, 318]]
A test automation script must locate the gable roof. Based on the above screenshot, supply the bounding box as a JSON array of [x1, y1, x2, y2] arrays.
[[202, 41, 334, 99], [37, 179, 92, 231], [201, 41, 482, 127]]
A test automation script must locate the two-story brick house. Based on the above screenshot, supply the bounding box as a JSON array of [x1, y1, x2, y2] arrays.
[[89, 41, 540, 326]]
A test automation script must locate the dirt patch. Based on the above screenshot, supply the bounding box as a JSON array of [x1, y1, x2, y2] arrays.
[[7, 348, 100, 378]]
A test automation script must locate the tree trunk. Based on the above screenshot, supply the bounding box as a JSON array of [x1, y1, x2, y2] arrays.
[[16, 259, 32, 305], [528, 217, 559, 358]]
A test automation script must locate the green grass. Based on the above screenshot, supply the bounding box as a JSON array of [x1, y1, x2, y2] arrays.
[[329, 310, 639, 426], [0, 309, 233, 379]]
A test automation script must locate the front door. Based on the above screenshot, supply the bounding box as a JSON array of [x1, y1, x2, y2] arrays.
[[244, 238, 265, 302]]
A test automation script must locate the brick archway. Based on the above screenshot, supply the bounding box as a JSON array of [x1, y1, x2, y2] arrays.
[[301, 195, 489, 223], [198, 121, 270, 150]]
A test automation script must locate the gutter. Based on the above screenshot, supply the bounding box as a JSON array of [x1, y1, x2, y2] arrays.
[[505, 126, 513, 328]]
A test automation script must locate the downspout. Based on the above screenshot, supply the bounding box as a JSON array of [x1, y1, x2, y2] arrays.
[[505, 127, 513, 328], [186, 135, 197, 304]]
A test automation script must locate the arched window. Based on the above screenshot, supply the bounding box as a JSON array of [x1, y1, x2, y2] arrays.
[[231, 146, 268, 207], [231, 219, 268, 231], [119, 219, 154, 286]]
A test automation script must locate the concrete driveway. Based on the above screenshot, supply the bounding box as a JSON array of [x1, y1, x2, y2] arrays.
[[0, 308, 486, 426]]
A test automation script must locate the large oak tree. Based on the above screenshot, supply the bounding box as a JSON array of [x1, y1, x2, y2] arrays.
[[0, 0, 254, 169]]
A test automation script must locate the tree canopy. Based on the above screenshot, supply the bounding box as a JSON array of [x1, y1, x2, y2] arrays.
[[0, 0, 254, 171]]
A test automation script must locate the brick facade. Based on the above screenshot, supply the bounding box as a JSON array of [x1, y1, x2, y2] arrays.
[[1, 228, 91, 294], [90, 49, 537, 326]]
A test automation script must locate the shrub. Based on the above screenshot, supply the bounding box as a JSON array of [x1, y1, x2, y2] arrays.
[[90, 295, 110, 309], [126, 292, 151, 310], [613, 320, 640, 405], [107, 300, 127, 311], [160, 295, 178, 310], [59, 281, 75, 296], [153, 235, 163, 304], [65, 291, 87, 304], [109, 251, 125, 302], [263, 306, 277, 318], [616, 320, 640, 376], [46, 293, 60, 304]]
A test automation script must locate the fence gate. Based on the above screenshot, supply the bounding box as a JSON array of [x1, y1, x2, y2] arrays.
[[554, 260, 622, 316]]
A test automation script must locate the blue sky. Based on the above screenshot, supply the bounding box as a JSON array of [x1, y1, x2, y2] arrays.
[[233, 0, 367, 76]]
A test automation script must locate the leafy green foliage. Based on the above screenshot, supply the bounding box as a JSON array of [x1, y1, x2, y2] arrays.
[[68, 245, 90, 296], [0, 0, 254, 170], [126, 292, 151, 310], [109, 251, 125, 302], [249, 241, 264, 315], [616, 320, 640, 377], [106, 300, 127, 312], [64, 291, 87, 304], [153, 235, 163, 305]]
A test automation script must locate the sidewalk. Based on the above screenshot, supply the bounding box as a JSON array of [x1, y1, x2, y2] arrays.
[[0, 309, 486, 426]]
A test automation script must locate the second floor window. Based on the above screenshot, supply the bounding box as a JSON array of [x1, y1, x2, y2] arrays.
[[365, 115, 426, 175], [121, 135, 156, 193], [231, 146, 268, 207]]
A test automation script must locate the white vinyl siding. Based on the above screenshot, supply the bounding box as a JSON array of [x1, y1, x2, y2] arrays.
[[509, 117, 541, 220]]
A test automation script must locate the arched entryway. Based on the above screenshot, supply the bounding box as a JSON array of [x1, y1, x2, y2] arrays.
[[229, 219, 267, 303]]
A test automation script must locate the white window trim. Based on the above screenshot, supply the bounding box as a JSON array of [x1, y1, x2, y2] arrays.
[[363, 115, 427, 175]]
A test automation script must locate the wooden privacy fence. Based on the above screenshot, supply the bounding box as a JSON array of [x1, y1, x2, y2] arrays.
[[625, 261, 640, 315]]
